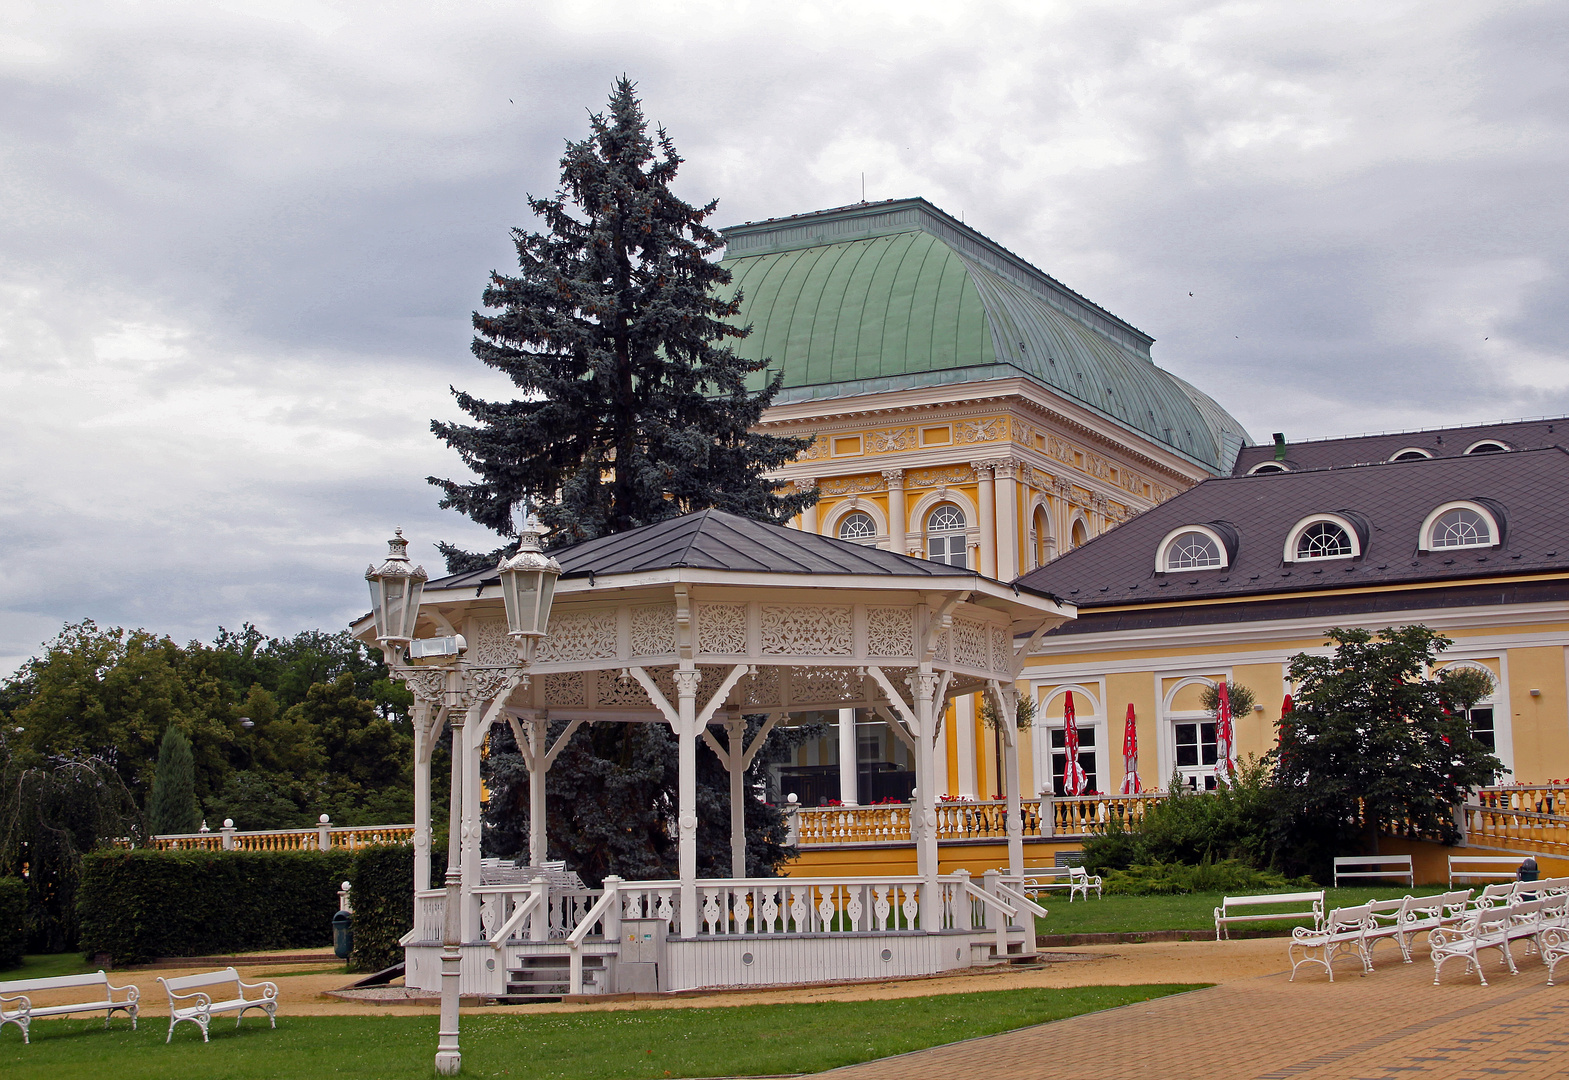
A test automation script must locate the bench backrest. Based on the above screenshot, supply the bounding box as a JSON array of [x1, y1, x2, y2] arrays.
[[1325, 903, 1375, 932], [161, 967, 242, 994], [1476, 882, 1518, 907], [1334, 856, 1412, 868], [1367, 897, 1408, 917], [1222, 890, 1324, 908], [0, 971, 110, 995]]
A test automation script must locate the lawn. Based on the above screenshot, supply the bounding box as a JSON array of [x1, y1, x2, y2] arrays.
[[1036, 886, 1424, 936], [0, 984, 1199, 1079]]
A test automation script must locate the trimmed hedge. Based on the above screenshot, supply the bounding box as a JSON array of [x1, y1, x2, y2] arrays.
[[0, 876, 26, 970], [347, 845, 414, 973], [78, 849, 354, 964]]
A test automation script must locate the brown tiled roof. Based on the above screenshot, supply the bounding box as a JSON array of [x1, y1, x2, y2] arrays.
[[1016, 447, 1569, 610], [1234, 417, 1569, 475]]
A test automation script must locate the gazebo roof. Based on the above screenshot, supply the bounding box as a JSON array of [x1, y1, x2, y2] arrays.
[[427, 509, 1054, 596]]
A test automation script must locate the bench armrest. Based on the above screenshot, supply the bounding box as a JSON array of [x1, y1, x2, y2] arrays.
[[166, 989, 213, 1008], [0, 993, 32, 1012], [237, 978, 279, 999], [1290, 926, 1326, 944], [105, 980, 139, 1001]]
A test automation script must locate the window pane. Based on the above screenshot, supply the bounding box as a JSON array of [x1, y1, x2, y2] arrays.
[[1177, 744, 1198, 767], [1431, 508, 1488, 549], [838, 512, 876, 540], [1167, 531, 1222, 570], [1468, 706, 1495, 751], [1297, 521, 1353, 559]]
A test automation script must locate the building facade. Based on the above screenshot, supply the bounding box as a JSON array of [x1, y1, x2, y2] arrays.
[[715, 198, 1252, 804]]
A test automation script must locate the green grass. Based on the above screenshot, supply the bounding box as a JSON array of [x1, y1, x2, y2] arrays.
[[0, 985, 1199, 1079], [1037, 886, 1425, 937]]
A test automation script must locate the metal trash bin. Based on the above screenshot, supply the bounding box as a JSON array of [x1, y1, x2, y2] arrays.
[[332, 909, 353, 960]]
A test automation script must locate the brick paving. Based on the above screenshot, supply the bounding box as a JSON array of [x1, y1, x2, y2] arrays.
[[825, 943, 1569, 1080]]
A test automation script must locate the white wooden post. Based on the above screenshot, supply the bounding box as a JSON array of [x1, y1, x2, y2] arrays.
[[912, 669, 941, 929], [675, 668, 701, 937], [529, 715, 548, 867], [727, 714, 747, 878], [461, 714, 484, 941], [991, 682, 1025, 877], [413, 706, 432, 893], [983, 867, 1008, 957], [435, 686, 466, 1075], [837, 708, 858, 806]]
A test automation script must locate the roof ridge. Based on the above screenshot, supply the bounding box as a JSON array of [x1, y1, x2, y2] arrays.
[[1228, 444, 1569, 480]]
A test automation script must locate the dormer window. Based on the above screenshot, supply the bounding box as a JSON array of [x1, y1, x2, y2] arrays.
[[1155, 525, 1231, 572], [1248, 462, 1289, 475], [1284, 514, 1362, 563], [1389, 448, 1432, 462], [1465, 440, 1510, 454], [1420, 500, 1500, 551]]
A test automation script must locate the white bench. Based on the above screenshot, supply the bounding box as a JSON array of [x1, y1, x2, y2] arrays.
[[1377, 889, 1473, 963], [1068, 866, 1103, 902], [1288, 903, 1375, 981], [1019, 866, 1073, 896], [158, 967, 278, 1043], [1430, 906, 1518, 985], [1215, 890, 1325, 941], [1449, 854, 1527, 886], [1333, 855, 1413, 887], [0, 971, 138, 1044], [1543, 922, 1569, 985]]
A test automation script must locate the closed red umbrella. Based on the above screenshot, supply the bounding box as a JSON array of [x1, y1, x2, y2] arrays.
[[1062, 691, 1088, 796], [1120, 703, 1141, 794], [1215, 681, 1236, 785], [1278, 693, 1293, 756]]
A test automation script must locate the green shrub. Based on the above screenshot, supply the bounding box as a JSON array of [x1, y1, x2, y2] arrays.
[[77, 848, 353, 964], [347, 845, 414, 973], [1103, 859, 1314, 896], [0, 876, 26, 969]]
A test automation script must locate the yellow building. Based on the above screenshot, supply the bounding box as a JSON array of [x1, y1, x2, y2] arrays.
[[716, 198, 1250, 808]]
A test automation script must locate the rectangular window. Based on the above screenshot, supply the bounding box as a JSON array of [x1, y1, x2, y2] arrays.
[[927, 534, 967, 568], [1467, 706, 1495, 751], [1174, 721, 1220, 790], [1049, 725, 1098, 796]]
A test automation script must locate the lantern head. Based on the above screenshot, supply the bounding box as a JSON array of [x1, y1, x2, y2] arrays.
[[497, 520, 562, 651], [365, 528, 428, 644]]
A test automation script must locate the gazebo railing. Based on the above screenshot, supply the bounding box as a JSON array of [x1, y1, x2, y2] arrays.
[[792, 794, 1165, 846]]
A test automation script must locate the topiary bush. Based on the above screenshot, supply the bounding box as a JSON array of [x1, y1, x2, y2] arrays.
[[347, 845, 414, 973], [0, 876, 27, 969], [77, 848, 353, 964]]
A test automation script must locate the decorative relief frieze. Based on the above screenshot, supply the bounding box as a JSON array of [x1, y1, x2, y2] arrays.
[[1091, 493, 1110, 515], [866, 427, 916, 453], [908, 464, 977, 488], [953, 618, 989, 669], [696, 603, 747, 654], [542, 671, 585, 707], [866, 606, 915, 658], [534, 610, 618, 664], [401, 668, 447, 704], [470, 617, 515, 667], [819, 474, 883, 496], [1087, 453, 1111, 480], [955, 417, 1007, 444], [1046, 435, 1076, 464], [760, 605, 853, 655], [881, 468, 905, 488], [630, 604, 676, 657], [797, 438, 829, 461]]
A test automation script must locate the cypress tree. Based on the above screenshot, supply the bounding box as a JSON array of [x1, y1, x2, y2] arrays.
[[147, 727, 201, 836], [429, 76, 814, 563]]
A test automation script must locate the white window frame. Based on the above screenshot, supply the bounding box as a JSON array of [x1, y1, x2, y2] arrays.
[[925, 502, 969, 567], [1157, 673, 1228, 791], [1464, 439, 1511, 455], [826, 500, 887, 548], [1434, 657, 1512, 779], [1154, 524, 1230, 573], [1388, 447, 1433, 462], [1247, 462, 1289, 475], [1033, 682, 1105, 797], [1419, 500, 1499, 552], [1283, 513, 1361, 563]]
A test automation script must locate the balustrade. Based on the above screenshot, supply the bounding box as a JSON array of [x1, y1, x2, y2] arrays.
[[791, 793, 1165, 846], [148, 821, 415, 852], [1474, 785, 1569, 817], [1463, 804, 1569, 855]]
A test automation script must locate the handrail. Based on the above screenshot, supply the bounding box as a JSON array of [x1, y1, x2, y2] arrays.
[[993, 878, 1050, 920], [486, 880, 545, 950], [567, 881, 619, 948], [960, 879, 1018, 920]]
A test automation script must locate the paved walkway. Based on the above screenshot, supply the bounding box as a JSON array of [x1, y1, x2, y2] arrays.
[[826, 943, 1569, 1080]]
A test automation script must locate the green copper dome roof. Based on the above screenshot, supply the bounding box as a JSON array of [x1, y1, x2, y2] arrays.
[[719, 199, 1249, 473]]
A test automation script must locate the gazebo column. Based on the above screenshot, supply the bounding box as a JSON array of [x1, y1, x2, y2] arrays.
[[912, 669, 941, 928], [528, 716, 548, 866], [837, 708, 859, 806], [675, 668, 702, 937], [460, 705, 485, 941], [992, 683, 1025, 877], [727, 714, 747, 878], [412, 704, 433, 893]]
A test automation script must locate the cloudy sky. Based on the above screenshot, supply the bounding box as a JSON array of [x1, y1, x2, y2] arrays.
[[2, 0, 1566, 674]]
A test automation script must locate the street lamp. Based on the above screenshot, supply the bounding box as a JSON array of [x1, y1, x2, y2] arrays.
[[496, 519, 562, 661], [365, 528, 428, 644]]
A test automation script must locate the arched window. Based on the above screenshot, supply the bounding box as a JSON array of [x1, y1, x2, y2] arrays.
[[1166, 531, 1223, 570], [1248, 462, 1288, 475], [1070, 519, 1088, 550], [1296, 521, 1353, 559], [926, 504, 967, 567], [1389, 448, 1432, 462], [837, 511, 877, 544], [1031, 506, 1053, 569], [1420, 501, 1500, 551], [1465, 440, 1509, 455]]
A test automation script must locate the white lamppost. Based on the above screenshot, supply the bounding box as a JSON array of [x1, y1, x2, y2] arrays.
[[367, 523, 558, 1077]]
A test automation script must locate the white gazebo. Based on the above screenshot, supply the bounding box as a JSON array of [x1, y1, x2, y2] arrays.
[[355, 509, 1072, 997]]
